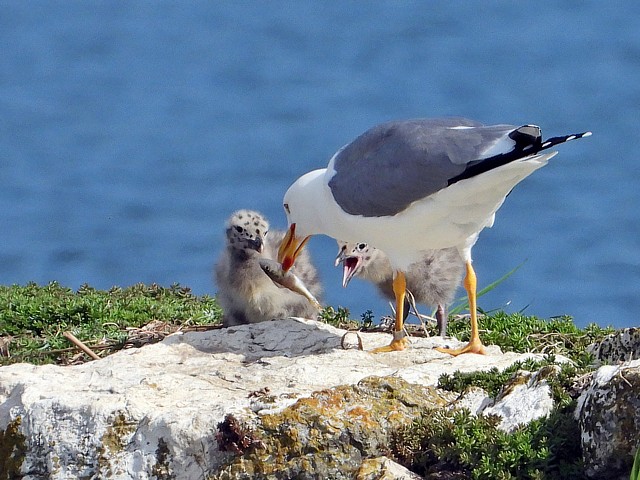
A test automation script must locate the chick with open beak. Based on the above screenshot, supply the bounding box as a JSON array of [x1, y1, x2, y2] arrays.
[[335, 241, 464, 337], [334, 242, 365, 288]]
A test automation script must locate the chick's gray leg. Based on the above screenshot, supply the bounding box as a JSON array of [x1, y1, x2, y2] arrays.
[[436, 304, 447, 337]]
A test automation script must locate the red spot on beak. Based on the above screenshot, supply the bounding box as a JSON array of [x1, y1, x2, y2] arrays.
[[282, 256, 294, 272]]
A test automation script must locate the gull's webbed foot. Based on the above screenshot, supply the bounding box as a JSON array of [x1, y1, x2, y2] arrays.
[[436, 336, 486, 356], [370, 331, 409, 353]]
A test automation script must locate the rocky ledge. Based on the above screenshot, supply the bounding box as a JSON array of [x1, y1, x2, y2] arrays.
[[0, 319, 638, 479]]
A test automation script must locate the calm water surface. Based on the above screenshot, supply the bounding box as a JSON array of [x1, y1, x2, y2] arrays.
[[1, 2, 639, 329]]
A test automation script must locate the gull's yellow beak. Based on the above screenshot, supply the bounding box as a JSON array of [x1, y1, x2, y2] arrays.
[[277, 223, 310, 272]]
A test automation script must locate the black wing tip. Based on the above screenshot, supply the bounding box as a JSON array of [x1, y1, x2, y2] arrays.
[[514, 124, 542, 138], [540, 130, 592, 150], [510, 124, 542, 151], [511, 126, 592, 152], [447, 127, 591, 186]]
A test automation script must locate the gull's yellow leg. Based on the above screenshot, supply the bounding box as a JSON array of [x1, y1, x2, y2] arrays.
[[436, 261, 486, 356], [371, 271, 409, 353]]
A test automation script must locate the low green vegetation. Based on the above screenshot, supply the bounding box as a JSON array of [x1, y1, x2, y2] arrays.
[[412, 357, 588, 479], [393, 405, 583, 480], [319, 305, 613, 367], [0, 282, 221, 366], [317, 305, 355, 328], [445, 311, 613, 366], [317, 305, 373, 330], [631, 448, 640, 480]]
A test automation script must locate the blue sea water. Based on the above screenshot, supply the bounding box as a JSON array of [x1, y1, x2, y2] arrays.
[[1, 2, 638, 329]]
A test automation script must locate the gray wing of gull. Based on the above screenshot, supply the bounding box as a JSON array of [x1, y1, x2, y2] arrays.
[[327, 117, 523, 217]]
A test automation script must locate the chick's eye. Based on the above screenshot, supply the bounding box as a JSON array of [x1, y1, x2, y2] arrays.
[[235, 226, 243, 233], [357, 243, 367, 251]]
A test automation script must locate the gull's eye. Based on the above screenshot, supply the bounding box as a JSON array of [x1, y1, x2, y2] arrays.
[[283, 203, 290, 214]]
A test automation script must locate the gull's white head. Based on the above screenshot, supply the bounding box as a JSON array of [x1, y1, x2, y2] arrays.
[[282, 170, 327, 236], [278, 169, 326, 271]]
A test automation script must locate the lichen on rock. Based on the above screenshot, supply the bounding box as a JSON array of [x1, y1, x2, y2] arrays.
[[576, 359, 640, 479], [0, 417, 27, 480], [211, 376, 457, 479], [587, 327, 640, 366]]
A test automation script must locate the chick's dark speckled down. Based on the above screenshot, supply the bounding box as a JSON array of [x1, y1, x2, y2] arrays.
[[214, 210, 323, 327]]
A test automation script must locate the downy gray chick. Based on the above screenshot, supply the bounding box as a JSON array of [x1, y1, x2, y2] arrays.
[[215, 210, 322, 327], [335, 241, 464, 336]]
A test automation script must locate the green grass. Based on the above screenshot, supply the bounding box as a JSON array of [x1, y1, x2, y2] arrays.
[[321, 304, 613, 367], [0, 282, 221, 366], [445, 311, 613, 366], [317, 305, 356, 328], [448, 262, 526, 317], [393, 356, 589, 479]]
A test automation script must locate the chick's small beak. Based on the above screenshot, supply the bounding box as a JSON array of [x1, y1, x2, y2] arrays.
[[277, 223, 310, 272], [334, 247, 359, 288], [341, 256, 360, 288], [249, 235, 263, 253]]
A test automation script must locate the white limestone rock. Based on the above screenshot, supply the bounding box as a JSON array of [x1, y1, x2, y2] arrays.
[[483, 366, 558, 432], [575, 359, 640, 479], [453, 386, 493, 416], [451, 365, 559, 432], [0, 318, 556, 479], [355, 456, 423, 480]]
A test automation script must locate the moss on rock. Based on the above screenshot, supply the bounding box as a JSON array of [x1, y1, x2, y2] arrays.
[[577, 361, 640, 478], [101, 412, 137, 454], [0, 417, 27, 480], [211, 376, 456, 479]]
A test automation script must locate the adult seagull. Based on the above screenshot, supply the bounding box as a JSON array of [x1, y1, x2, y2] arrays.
[[277, 118, 591, 355]]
